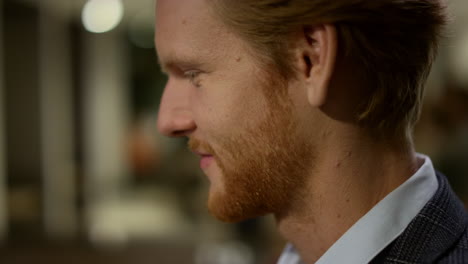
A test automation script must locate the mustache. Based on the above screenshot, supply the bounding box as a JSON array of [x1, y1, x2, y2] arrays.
[[188, 137, 216, 155]]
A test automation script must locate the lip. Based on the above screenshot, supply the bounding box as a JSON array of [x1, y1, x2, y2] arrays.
[[193, 151, 214, 169], [200, 155, 214, 169]]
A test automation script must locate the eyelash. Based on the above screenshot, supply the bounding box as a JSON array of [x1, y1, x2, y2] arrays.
[[183, 70, 202, 87]]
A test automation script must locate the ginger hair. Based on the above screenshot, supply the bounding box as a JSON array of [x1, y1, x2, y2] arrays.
[[209, 0, 447, 134]]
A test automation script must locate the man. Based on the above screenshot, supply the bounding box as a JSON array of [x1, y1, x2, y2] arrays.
[[155, 0, 468, 263]]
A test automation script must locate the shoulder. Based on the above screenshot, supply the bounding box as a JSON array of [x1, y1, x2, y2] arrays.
[[372, 171, 468, 263], [437, 229, 468, 263]]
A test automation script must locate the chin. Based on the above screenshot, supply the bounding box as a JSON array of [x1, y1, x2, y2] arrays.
[[207, 190, 270, 223]]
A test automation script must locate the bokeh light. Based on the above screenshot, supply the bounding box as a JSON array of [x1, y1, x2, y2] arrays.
[[82, 0, 124, 34]]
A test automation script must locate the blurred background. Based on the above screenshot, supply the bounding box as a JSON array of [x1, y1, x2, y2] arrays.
[[0, 0, 466, 263]]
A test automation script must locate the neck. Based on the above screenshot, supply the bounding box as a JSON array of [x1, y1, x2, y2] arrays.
[[274, 124, 419, 264]]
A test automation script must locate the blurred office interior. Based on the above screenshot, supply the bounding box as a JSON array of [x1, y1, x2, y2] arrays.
[[0, 0, 467, 263]]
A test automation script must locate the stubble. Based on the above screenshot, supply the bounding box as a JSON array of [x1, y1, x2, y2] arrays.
[[189, 74, 314, 222]]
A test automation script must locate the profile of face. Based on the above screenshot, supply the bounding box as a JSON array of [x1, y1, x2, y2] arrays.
[[155, 0, 313, 222]]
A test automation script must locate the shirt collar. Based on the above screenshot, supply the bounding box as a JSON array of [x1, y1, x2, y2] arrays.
[[278, 154, 438, 264]]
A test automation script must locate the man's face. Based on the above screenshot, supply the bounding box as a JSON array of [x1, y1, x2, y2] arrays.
[[155, 0, 313, 222]]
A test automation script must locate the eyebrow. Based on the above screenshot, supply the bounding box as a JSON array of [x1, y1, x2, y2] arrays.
[[158, 56, 205, 74]]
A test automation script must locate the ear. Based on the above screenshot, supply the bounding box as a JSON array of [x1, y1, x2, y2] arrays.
[[295, 24, 337, 107]]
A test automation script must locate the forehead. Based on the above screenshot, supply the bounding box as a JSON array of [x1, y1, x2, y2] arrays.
[[155, 0, 231, 68]]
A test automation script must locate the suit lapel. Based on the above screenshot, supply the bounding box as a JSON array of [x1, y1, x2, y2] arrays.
[[371, 172, 468, 263]]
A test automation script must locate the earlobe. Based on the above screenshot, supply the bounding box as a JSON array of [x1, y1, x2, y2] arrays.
[[300, 25, 338, 107]]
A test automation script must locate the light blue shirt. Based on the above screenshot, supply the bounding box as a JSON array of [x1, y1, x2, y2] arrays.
[[277, 154, 438, 264]]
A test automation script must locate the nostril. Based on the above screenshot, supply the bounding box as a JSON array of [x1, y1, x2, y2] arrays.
[[157, 118, 196, 138], [172, 130, 189, 137], [157, 108, 196, 137]]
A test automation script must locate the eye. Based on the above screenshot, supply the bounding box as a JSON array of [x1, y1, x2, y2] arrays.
[[183, 70, 202, 88]]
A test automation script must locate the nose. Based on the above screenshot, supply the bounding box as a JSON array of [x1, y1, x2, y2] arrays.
[[157, 79, 196, 137]]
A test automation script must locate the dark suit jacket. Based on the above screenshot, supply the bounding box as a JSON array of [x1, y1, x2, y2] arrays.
[[371, 172, 468, 263]]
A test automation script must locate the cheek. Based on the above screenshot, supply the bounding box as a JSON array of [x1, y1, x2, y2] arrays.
[[195, 90, 269, 133], [192, 92, 228, 136]]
